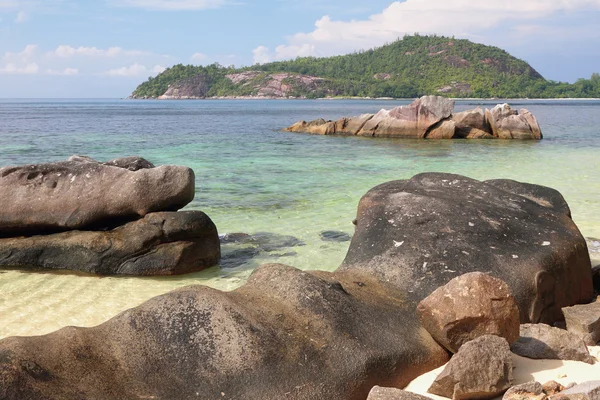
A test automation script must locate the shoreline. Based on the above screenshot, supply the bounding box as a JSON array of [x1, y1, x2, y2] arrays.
[[126, 95, 600, 101]]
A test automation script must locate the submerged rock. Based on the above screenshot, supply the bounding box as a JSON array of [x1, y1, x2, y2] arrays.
[[0, 264, 449, 399], [339, 173, 593, 324], [0, 156, 195, 236], [320, 231, 353, 242], [0, 211, 221, 276]]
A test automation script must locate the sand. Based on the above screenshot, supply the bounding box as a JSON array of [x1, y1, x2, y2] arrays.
[[404, 346, 600, 399]]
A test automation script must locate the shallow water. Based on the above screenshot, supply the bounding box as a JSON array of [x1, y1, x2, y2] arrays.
[[1, 99, 599, 339]]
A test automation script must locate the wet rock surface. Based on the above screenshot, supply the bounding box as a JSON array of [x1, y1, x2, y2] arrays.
[[0, 211, 220, 276]]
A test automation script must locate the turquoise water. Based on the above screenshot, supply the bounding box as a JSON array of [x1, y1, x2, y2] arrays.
[[1, 99, 599, 338]]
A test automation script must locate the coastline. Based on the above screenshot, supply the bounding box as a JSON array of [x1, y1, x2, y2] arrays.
[[127, 95, 600, 101]]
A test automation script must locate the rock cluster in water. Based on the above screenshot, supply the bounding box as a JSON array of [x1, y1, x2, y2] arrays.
[[0, 172, 596, 399], [284, 95, 543, 140], [0, 156, 220, 276]]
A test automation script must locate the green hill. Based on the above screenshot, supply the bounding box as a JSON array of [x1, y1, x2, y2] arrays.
[[131, 34, 600, 99]]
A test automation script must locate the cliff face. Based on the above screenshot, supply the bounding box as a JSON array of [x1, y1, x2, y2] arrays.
[[158, 75, 212, 99]]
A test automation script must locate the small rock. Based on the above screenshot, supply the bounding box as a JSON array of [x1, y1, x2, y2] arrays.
[[367, 386, 434, 400], [503, 381, 545, 400], [428, 335, 513, 400], [417, 272, 520, 353], [560, 381, 600, 400], [563, 302, 600, 345], [511, 324, 594, 364], [543, 381, 566, 396], [548, 395, 590, 400]]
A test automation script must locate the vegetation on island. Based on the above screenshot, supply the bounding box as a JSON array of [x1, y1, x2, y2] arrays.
[[131, 35, 600, 99]]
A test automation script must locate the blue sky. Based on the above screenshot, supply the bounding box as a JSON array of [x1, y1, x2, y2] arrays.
[[1, 0, 599, 97]]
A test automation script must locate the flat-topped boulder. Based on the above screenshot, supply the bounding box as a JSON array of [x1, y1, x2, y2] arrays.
[[0, 211, 220, 276], [284, 96, 543, 140], [0, 156, 195, 236], [339, 173, 593, 324]]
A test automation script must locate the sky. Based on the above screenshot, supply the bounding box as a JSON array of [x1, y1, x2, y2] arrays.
[[1, 0, 599, 98]]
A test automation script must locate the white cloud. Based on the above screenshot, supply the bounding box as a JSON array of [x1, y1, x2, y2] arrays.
[[255, 0, 600, 62], [114, 0, 228, 10], [191, 52, 208, 63], [46, 67, 79, 75], [104, 63, 165, 77], [3, 44, 37, 61], [0, 62, 39, 74], [15, 10, 28, 22], [52, 45, 146, 58]]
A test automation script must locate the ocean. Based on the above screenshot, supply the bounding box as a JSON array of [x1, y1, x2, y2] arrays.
[[1, 98, 599, 339]]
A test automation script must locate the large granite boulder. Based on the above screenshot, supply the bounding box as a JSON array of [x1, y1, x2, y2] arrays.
[[0, 156, 195, 236], [0, 263, 449, 400], [357, 96, 455, 138], [0, 211, 220, 276], [339, 173, 593, 324], [486, 104, 543, 140], [417, 272, 520, 353], [452, 107, 494, 139]]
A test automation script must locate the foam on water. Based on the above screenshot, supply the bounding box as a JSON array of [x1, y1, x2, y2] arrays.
[[1, 99, 599, 339]]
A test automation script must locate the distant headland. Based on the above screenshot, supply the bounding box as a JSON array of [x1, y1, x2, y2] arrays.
[[130, 34, 600, 100]]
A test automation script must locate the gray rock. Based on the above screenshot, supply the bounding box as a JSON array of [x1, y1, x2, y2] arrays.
[[486, 104, 543, 140], [503, 381, 545, 400], [428, 335, 513, 400], [339, 173, 594, 324], [561, 381, 600, 400], [0, 156, 195, 236], [102, 156, 155, 171], [0, 211, 220, 276], [452, 107, 492, 139], [0, 264, 450, 399], [511, 324, 594, 364], [417, 272, 520, 353], [563, 302, 600, 346], [368, 386, 434, 400]]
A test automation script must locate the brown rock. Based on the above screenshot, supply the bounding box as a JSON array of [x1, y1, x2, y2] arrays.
[[0, 156, 195, 236], [503, 381, 546, 400], [543, 381, 566, 396], [426, 119, 456, 139], [486, 104, 543, 140], [511, 324, 594, 364], [452, 107, 492, 138], [562, 302, 600, 345], [358, 96, 455, 138], [0, 264, 450, 400], [368, 386, 434, 400], [417, 272, 520, 353], [0, 211, 221, 276], [428, 335, 513, 400]]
